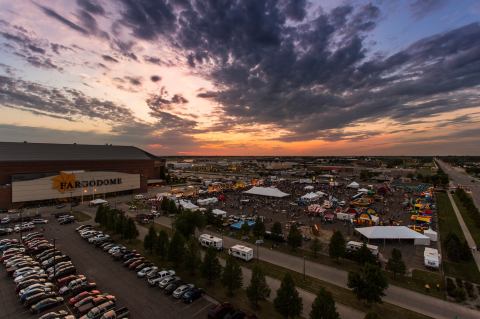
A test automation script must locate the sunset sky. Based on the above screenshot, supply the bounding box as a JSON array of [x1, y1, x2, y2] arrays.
[[1, 0, 480, 155]]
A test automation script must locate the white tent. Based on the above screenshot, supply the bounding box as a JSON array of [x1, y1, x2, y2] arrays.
[[355, 226, 430, 245], [347, 181, 360, 189], [89, 198, 108, 206], [423, 228, 438, 242], [304, 185, 314, 190], [197, 197, 218, 205], [212, 209, 227, 218], [358, 188, 369, 193], [315, 191, 327, 197], [301, 192, 320, 201], [178, 199, 199, 211], [244, 186, 289, 198]]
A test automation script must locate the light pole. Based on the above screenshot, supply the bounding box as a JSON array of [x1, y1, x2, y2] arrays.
[[303, 255, 306, 281]]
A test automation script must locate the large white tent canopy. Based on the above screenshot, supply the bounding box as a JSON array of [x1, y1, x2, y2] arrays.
[[178, 199, 199, 211], [301, 192, 320, 201], [244, 186, 289, 198], [347, 181, 359, 189], [355, 226, 430, 245]]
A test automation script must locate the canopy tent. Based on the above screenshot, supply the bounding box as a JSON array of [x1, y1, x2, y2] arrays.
[[89, 198, 108, 205], [212, 209, 227, 218], [355, 226, 430, 245], [358, 188, 369, 193], [315, 191, 327, 197], [197, 197, 218, 205], [347, 181, 360, 189], [230, 220, 255, 230], [244, 186, 289, 198], [178, 199, 199, 211], [423, 228, 438, 242], [304, 185, 314, 190], [301, 192, 320, 201]]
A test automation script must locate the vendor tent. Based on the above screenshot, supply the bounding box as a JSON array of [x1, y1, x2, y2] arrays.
[[358, 188, 369, 193], [301, 192, 320, 201], [423, 228, 438, 242], [179, 199, 199, 211], [304, 185, 314, 190], [355, 226, 430, 245], [347, 181, 360, 189], [212, 209, 227, 218], [197, 197, 218, 205], [244, 186, 289, 198]]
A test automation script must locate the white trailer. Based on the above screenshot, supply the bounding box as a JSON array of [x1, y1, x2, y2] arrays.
[[424, 247, 441, 269], [346, 241, 379, 257], [199, 234, 223, 250], [228, 245, 254, 261]]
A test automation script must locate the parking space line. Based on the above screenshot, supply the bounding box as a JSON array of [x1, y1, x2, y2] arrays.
[[191, 302, 212, 318]]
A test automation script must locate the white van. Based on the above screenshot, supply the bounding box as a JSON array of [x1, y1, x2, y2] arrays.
[[228, 245, 254, 262], [346, 241, 379, 257], [199, 234, 223, 250], [424, 247, 441, 269]]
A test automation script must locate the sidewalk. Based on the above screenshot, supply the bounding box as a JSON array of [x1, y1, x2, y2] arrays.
[[447, 192, 480, 273]]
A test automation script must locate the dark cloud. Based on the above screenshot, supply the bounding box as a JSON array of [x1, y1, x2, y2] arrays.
[[24, 56, 62, 70], [0, 75, 134, 122], [143, 55, 163, 65], [76, 0, 105, 15], [77, 10, 110, 39], [281, 0, 307, 21], [197, 91, 218, 98], [27, 44, 45, 54], [50, 43, 71, 54], [409, 0, 448, 20], [150, 75, 161, 82], [125, 76, 142, 86], [102, 54, 119, 63], [36, 4, 89, 35]]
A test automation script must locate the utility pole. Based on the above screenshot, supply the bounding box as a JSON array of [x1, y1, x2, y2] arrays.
[[303, 255, 306, 281]]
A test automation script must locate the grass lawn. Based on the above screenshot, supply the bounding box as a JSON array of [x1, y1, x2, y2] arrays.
[[72, 210, 92, 222], [436, 192, 480, 283], [388, 269, 444, 299], [452, 194, 480, 247]]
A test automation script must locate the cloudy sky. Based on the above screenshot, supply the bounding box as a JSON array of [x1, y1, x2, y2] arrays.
[[1, 0, 480, 155]]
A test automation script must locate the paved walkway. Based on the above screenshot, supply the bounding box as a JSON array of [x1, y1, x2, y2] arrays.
[[447, 192, 480, 272]]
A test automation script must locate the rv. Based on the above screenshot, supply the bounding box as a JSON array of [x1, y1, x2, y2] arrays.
[[199, 234, 223, 251], [346, 241, 379, 257], [228, 245, 254, 262], [424, 247, 441, 269]]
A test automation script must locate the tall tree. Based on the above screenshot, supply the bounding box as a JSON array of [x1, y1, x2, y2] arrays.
[[310, 237, 322, 258], [274, 273, 303, 319], [329, 231, 345, 262], [271, 222, 283, 241], [386, 248, 406, 279], [221, 256, 243, 296], [240, 221, 251, 236], [154, 230, 169, 259], [287, 224, 303, 251], [347, 263, 388, 304], [124, 218, 138, 240], [184, 237, 201, 275], [354, 243, 376, 265], [173, 210, 206, 238], [201, 247, 222, 285], [168, 231, 186, 267], [143, 225, 157, 254], [246, 264, 271, 309], [253, 218, 266, 238], [309, 287, 339, 319]]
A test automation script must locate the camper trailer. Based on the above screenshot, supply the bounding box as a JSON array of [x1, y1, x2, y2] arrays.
[[346, 241, 379, 257], [199, 234, 223, 251], [424, 247, 441, 269], [228, 245, 254, 262]]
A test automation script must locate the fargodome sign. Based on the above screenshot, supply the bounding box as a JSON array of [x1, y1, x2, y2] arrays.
[[12, 171, 140, 203]]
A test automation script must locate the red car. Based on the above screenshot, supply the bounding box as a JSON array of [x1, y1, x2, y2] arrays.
[[69, 290, 101, 305], [58, 275, 85, 287]]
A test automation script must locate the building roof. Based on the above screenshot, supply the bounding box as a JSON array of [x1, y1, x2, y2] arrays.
[[0, 142, 161, 162], [355, 226, 429, 240], [244, 186, 289, 198]]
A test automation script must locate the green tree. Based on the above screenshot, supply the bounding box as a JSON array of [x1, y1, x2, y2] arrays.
[[271, 222, 283, 241], [201, 247, 222, 285], [364, 312, 380, 319], [354, 243, 377, 265], [246, 264, 271, 309], [115, 214, 126, 239], [274, 273, 303, 318], [173, 210, 206, 238], [287, 224, 303, 251], [168, 232, 186, 267], [95, 205, 105, 224], [167, 199, 177, 214], [252, 218, 266, 238], [310, 237, 322, 258], [309, 287, 339, 319], [329, 231, 345, 262], [184, 237, 201, 275], [386, 248, 406, 279], [347, 263, 388, 304], [240, 221, 251, 236], [154, 230, 169, 259], [143, 225, 157, 254], [221, 256, 243, 296]]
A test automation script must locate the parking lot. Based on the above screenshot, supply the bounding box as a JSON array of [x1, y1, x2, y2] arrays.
[[1, 216, 214, 319]]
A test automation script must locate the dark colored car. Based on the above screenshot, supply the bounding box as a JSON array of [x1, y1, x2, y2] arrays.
[[24, 291, 57, 307], [224, 310, 247, 319], [208, 303, 234, 319], [70, 282, 97, 296], [164, 280, 184, 295], [182, 287, 204, 303], [30, 297, 64, 314]]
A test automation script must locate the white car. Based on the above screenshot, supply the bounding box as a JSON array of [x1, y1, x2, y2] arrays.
[[148, 270, 175, 286], [172, 284, 194, 298], [14, 270, 45, 283], [32, 219, 48, 224], [19, 283, 54, 297], [144, 267, 159, 278], [158, 276, 178, 289], [1, 217, 10, 224], [14, 266, 42, 278], [137, 266, 157, 278]]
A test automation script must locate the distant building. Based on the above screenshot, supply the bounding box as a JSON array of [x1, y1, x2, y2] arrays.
[[0, 142, 165, 209]]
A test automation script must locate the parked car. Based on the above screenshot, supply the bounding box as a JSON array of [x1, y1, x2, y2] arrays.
[[182, 287, 204, 303], [172, 284, 194, 299], [75, 295, 116, 315], [24, 291, 57, 307], [38, 310, 69, 319], [164, 280, 184, 295], [158, 276, 179, 289], [69, 289, 101, 305], [147, 270, 175, 286], [30, 297, 64, 314], [137, 266, 157, 278], [79, 300, 115, 319], [32, 219, 48, 224], [101, 307, 130, 319]]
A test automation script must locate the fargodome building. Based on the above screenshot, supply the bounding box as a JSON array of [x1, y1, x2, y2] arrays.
[[0, 142, 165, 209]]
